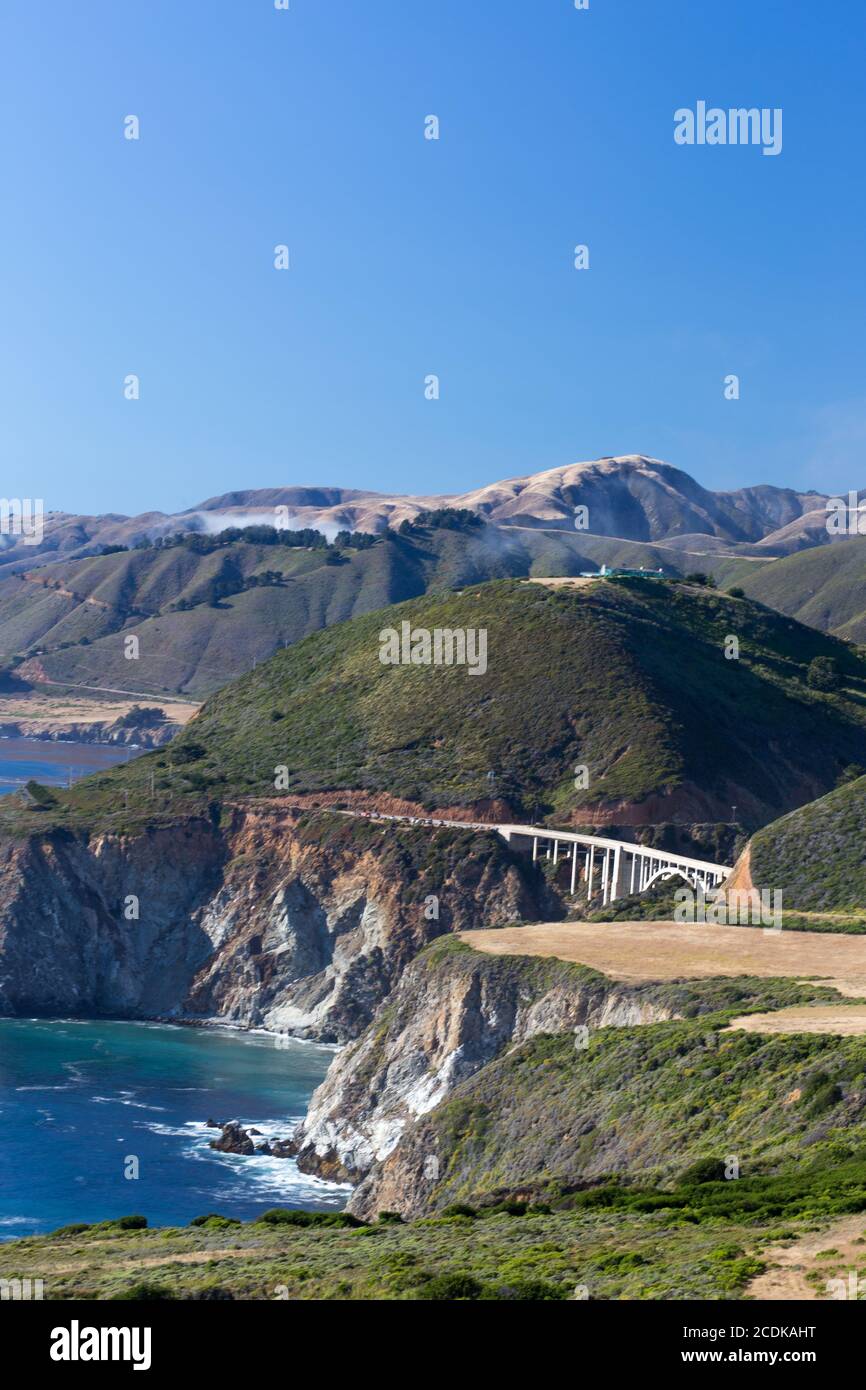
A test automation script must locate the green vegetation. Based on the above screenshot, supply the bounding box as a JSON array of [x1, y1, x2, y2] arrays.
[[0, 1202, 784, 1301], [727, 534, 866, 643], [0, 518, 805, 700], [0, 524, 700, 698], [808, 655, 842, 691], [750, 773, 866, 910], [10, 971, 866, 1302], [7, 578, 866, 839], [6, 950, 866, 1300], [22, 780, 57, 809], [377, 960, 866, 1213], [114, 704, 165, 729]]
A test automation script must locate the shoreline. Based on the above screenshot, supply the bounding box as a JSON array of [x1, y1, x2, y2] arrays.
[[0, 1016, 348, 1238], [6, 1009, 343, 1051]]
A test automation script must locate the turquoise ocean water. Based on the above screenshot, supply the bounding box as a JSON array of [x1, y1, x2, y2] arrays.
[[0, 1018, 346, 1238]]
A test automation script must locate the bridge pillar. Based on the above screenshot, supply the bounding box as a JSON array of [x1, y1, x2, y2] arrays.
[[610, 843, 623, 901], [601, 847, 611, 905]]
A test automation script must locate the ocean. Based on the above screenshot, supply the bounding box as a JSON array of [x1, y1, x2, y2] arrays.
[[0, 1018, 347, 1238], [0, 735, 134, 793]]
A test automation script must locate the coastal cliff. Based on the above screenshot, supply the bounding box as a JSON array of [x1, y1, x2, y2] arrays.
[[0, 809, 553, 1040], [292, 938, 678, 1198], [292, 940, 840, 1219]]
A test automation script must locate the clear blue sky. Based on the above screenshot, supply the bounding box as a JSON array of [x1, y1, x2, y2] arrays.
[[1, 0, 864, 516]]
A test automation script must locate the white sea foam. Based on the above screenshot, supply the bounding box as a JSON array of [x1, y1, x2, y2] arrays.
[[156, 1116, 351, 1202], [16, 1084, 73, 1092], [91, 1094, 167, 1111]]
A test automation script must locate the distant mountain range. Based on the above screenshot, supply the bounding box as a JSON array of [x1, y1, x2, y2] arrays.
[[0, 454, 862, 697], [194, 457, 828, 549], [0, 456, 844, 578]]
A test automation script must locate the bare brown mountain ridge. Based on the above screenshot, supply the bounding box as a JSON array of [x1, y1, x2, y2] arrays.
[[0, 456, 840, 579]]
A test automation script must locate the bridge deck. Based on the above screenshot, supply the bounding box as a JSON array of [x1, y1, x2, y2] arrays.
[[497, 823, 732, 876], [340, 809, 731, 899]]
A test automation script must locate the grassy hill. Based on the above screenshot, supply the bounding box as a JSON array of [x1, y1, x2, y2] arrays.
[[725, 536, 866, 643], [8, 576, 866, 836], [749, 773, 866, 910], [0, 523, 768, 699]]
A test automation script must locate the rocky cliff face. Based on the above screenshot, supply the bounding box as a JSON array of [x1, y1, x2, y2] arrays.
[[0, 809, 553, 1040], [0, 719, 181, 748], [292, 939, 677, 1207]]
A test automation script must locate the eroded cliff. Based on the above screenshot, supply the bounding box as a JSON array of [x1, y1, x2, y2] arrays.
[[0, 808, 553, 1040], [292, 941, 842, 1220], [292, 938, 678, 1199]]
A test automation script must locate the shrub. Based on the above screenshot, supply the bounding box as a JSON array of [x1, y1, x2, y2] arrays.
[[481, 1279, 568, 1301], [417, 1273, 483, 1301], [24, 780, 57, 808], [116, 705, 164, 729], [594, 1250, 647, 1272], [678, 1157, 727, 1185], [112, 1281, 174, 1300], [439, 1204, 478, 1220], [807, 656, 841, 691], [257, 1208, 363, 1229], [801, 1073, 842, 1115], [189, 1214, 241, 1230], [173, 743, 206, 765]]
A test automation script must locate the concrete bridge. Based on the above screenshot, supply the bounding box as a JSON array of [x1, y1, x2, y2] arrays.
[[343, 811, 732, 906], [497, 823, 731, 906]]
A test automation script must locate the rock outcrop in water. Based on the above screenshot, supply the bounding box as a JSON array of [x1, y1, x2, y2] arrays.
[[0, 807, 554, 1041], [209, 1122, 255, 1156]]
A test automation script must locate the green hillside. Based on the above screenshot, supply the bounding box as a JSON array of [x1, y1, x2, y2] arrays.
[[749, 773, 866, 910], [0, 522, 759, 698], [360, 941, 865, 1214], [726, 536, 866, 642], [9, 576, 866, 836]]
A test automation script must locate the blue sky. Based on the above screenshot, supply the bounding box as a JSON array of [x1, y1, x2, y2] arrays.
[[1, 0, 864, 516]]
